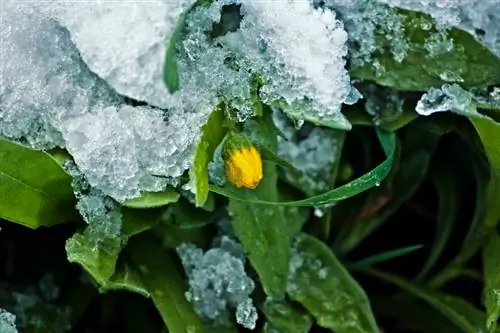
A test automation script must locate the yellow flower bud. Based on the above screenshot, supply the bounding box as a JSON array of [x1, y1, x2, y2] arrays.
[[225, 145, 263, 189]]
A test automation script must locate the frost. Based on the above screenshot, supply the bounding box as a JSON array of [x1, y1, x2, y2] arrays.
[[416, 83, 476, 116], [177, 237, 257, 329], [363, 83, 404, 122], [273, 111, 342, 195], [319, 0, 409, 67], [0, 309, 17, 333], [377, 0, 500, 57]]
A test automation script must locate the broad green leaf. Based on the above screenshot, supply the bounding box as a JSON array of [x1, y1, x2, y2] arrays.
[[417, 163, 460, 280], [0, 138, 76, 228], [160, 198, 214, 230], [211, 129, 396, 207], [347, 245, 423, 271], [122, 189, 180, 209], [483, 231, 500, 332], [65, 230, 122, 286], [367, 269, 487, 333], [229, 160, 290, 297], [261, 299, 313, 333], [351, 8, 500, 91], [189, 107, 228, 207], [127, 233, 204, 333], [121, 207, 163, 238], [228, 107, 291, 297], [100, 258, 149, 298], [471, 117, 500, 228], [288, 234, 379, 332]]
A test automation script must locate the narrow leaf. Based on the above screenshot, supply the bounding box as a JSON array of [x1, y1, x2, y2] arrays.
[[348, 245, 424, 271], [190, 107, 228, 207], [211, 129, 396, 207], [417, 164, 460, 280]]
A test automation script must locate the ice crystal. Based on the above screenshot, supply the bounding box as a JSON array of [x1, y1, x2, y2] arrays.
[[416, 83, 476, 116], [0, 309, 17, 333], [177, 238, 257, 329]]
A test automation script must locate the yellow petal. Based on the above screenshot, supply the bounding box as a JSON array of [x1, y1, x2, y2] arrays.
[[225, 146, 263, 189]]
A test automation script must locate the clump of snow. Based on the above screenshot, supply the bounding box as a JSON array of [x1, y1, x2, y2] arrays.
[[219, 0, 353, 126], [0, 309, 17, 333], [177, 236, 257, 329], [52, 0, 195, 109], [415, 83, 476, 116]]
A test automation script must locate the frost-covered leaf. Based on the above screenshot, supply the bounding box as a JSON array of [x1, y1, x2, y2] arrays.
[[368, 269, 488, 333], [0, 138, 76, 228], [287, 234, 379, 332], [261, 299, 313, 333], [122, 189, 180, 209], [350, 8, 500, 91], [190, 107, 228, 207], [65, 230, 122, 287], [483, 231, 500, 332], [127, 234, 204, 333]]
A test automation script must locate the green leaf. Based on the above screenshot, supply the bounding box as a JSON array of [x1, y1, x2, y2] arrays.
[[0, 138, 76, 228], [483, 231, 500, 332], [122, 189, 180, 209], [122, 207, 163, 238], [367, 269, 488, 333], [127, 233, 204, 333], [100, 257, 150, 298], [228, 160, 290, 297], [211, 129, 396, 207], [261, 299, 313, 333], [65, 231, 122, 286], [189, 107, 228, 207], [288, 234, 379, 332], [351, 8, 500, 91], [347, 244, 423, 271], [162, 198, 214, 230], [417, 163, 460, 280], [471, 117, 500, 228]]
